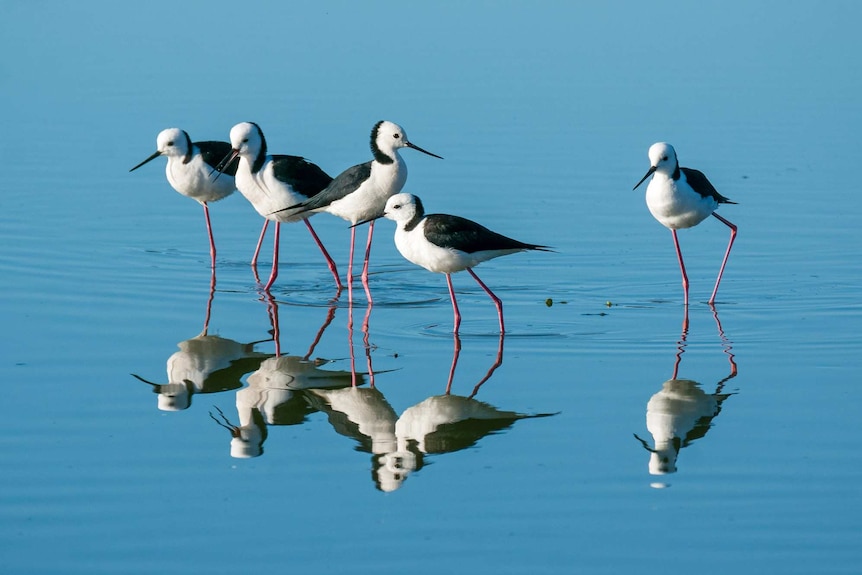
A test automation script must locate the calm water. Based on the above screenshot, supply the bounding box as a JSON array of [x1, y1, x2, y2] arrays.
[[2, 2, 861, 574]]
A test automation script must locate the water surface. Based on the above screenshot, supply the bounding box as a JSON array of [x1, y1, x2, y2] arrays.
[[1, 3, 861, 574]]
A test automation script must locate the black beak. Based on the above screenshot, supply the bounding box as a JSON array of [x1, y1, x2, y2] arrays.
[[212, 148, 240, 180], [129, 150, 161, 172], [406, 141, 443, 159], [633, 166, 656, 190], [349, 213, 385, 228]]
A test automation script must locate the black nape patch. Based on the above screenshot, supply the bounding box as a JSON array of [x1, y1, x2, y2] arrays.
[[370, 120, 394, 165], [403, 196, 425, 232], [181, 130, 193, 164], [249, 122, 267, 174]]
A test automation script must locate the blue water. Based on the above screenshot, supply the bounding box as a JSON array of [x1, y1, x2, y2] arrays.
[[2, 2, 861, 574]]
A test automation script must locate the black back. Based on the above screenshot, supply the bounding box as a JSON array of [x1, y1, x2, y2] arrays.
[[271, 155, 334, 199], [197, 141, 238, 176], [423, 214, 549, 254], [681, 167, 736, 204], [292, 161, 372, 211]]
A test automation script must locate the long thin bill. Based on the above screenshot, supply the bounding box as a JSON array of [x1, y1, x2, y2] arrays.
[[406, 141, 443, 159], [129, 150, 161, 172]]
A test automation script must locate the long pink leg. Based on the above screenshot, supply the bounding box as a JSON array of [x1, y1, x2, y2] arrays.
[[467, 268, 505, 334], [251, 220, 269, 269], [303, 219, 343, 291], [263, 222, 280, 291], [446, 274, 462, 333], [671, 229, 689, 306], [202, 202, 217, 269], [347, 226, 357, 305], [445, 332, 463, 394], [360, 221, 375, 304], [709, 213, 737, 305]]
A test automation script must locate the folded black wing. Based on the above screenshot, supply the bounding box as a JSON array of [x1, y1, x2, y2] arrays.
[[197, 141, 238, 176], [271, 155, 333, 199], [423, 214, 545, 253]]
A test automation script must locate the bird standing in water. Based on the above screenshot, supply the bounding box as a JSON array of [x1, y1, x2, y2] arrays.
[[633, 142, 737, 305], [218, 122, 341, 292], [130, 128, 245, 269], [275, 121, 442, 303], [364, 193, 550, 334]]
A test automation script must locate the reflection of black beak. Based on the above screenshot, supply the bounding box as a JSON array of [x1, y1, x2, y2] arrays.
[[406, 141, 443, 159], [130, 373, 161, 389], [633, 165, 656, 190], [129, 150, 162, 172], [212, 149, 240, 180], [633, 433, 658, 453], [350, 213, 385, 228]]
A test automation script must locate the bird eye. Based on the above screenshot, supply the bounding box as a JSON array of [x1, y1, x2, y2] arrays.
[[394, 204, 402, 209], [167, 141, 174, 146], [662, 155, 668, 161], [393, 133, 401, 139], [242, 138, 249, 143]]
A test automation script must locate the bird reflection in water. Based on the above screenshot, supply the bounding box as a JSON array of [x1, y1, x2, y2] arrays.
[[310, 333, 555, 492], [634, 306, 738, 484], [211, 292, 361, 458], [131, 273, 271, 411]]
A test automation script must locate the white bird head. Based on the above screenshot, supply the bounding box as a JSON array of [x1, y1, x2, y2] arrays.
[[229, 122, 265, 160], [648, 142, 678, 173], [155, 128, 191, 158], [129, 127, 192, 171], [371, 120, 442, 162], [382, 192, 424, 224], [633, 142, 678, 190]]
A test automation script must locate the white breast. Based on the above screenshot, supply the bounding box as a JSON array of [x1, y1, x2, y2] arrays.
[[327, 158, 406, 223], [645, 174, 718, 230], [235, 160, 312, 222], [394, 221, 472, 274], [166, 154, 235, 204]]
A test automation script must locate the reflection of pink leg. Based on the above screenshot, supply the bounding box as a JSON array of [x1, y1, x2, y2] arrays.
[[445, 333, 463, 395], [672, 308, 689, 380], [202, 203, 217, 269], [251, 220, 269, 269], [347, 226, 356, 305], [710, 303, 738, 377], [361, 221, 374, 304], [467, 268, 505, 333], [469, 333, 505, 398], [361, 302, 375, 388], [203, 268, 216, 334], [303, 305, 337, 361], [446, 274, 461, 333], [347, 300, 358, 387], [671, 229, 689, 306], [303, 219, 342, 291], [709, 213, 737, 305], [261, 291, 281, 357], [263, 222, 280, 291]]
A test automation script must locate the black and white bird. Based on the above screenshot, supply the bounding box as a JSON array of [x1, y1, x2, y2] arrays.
[[217, 122, 341, 291], [274, 121, 442, 302], [633, 142, 738, 305], [366, 193, 551, 334], [130, 128, 244, 269]]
